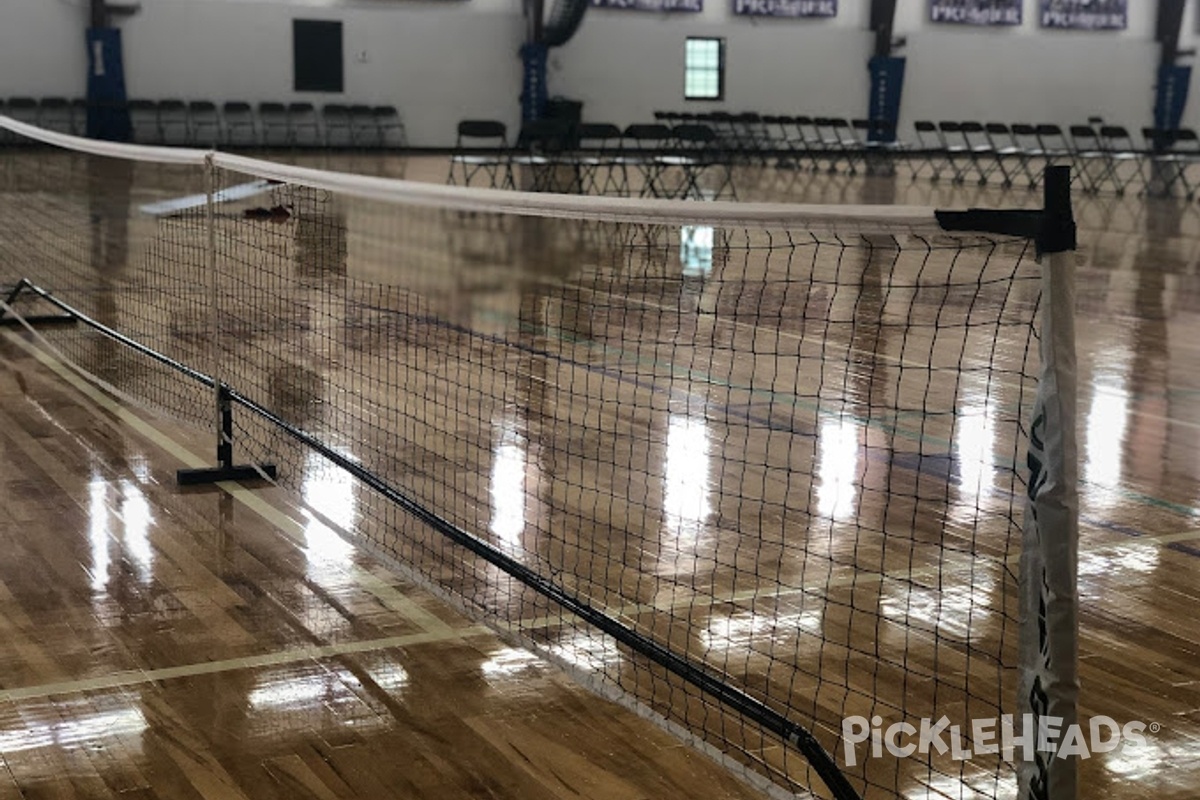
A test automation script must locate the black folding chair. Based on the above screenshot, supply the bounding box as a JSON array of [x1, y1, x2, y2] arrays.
[[322, 104, 352, 148], [1066, 125, 1105, 194], [259, 102, 289, 147], [288, 103, 321, 147], [222, 102, 257, 147], [911, 121, 944, 180], [447, 120, 513, 189], [188, 101, 221, 147], [38, 98, 73, 134], [69, 98, 88, 137], [6, 97, 39, 127], [127, 100, 161, 144], [515, 118, 575, 192], [1141, 127, 1200, 198], [936, 121, 977, 183], [575, 123, 625, 195], [346, 105, 379, 148], [157, 100, 189, 145], [851, 119, 907, 175], [373, 106, 406, 149], [1097, 125, 1145, 196], [982, 123, 1023, 187], [622, 124, 673, 197], [1009, 124, 1046, 187], [670, 123, 734, 200]]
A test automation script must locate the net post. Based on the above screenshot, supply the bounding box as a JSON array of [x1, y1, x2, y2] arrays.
[[1018, 165, 1079, 800], [176, 156, 277, 486]]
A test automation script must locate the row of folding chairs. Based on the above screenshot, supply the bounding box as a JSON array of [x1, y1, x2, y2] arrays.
[[125, 101, 406, 149], [657, 110, 1200, 199], [910, 121, 1200, 197], [0, 97, 406, 150], [654, 111, 902, 172], [446, 119, 737, 200]]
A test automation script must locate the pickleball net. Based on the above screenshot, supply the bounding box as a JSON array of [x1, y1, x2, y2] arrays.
[[0, 116, 1079, 800]]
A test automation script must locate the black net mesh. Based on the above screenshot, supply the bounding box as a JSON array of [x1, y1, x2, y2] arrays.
[[0, 140, 1045, 799]]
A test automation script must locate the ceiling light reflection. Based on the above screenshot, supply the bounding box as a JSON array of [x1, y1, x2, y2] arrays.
[[680, 225, 714, 278], [0, 707, 146, 754], [300, 451, 356, 574], [490, 419, 527, 547], [700, 609, 823, 653], [817, 415, 861, 521], [663, 414, 712, 542]]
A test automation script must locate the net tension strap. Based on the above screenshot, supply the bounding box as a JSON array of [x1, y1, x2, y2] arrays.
[[935, 165, 1077, 256]]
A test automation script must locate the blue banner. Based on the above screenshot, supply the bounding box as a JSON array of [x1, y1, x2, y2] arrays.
[[590, 0, 702, 11], [1040, 0, 1126, 30], [86, 27, 132, 142], [733, 0, 835, 16], [868, 56, 906, 142], [930, 0, 1021, 26], [1155, 64, 1192, 133]]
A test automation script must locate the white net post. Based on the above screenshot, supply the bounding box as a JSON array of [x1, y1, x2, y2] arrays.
[[1018, 166, 1079, 800], [206, 153, 223, 452]]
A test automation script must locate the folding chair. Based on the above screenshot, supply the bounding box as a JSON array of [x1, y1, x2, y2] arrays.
[[734, 112, 771, 166], [575, 123, 624, 195], [667, 124, 733, 200], [347, 105, 380, 148], [157, 100, 189, 145], [936, 121, 979, 183], [828, 117, 867, 174], [783, 116, 824, 172], [222, 102, 257, 147], [258, 102, 290, 147], [1029, 124, 1073, 189], [447, 120, 513, 189], [1097, 126, 1145, 196], [1067, 125, 1106, 193], [188, 101, 221, 147], [850, 119, 905, 175], [70, 98, 88, 137], [1009, 124, 1046, 187], [373, 106, 406, 149], [911, 121, 945, 180], [1141, 128, 1200, 198], [515, 119, 575, 192], [323, 104, 353, 148], [704, 112, 743, 161], [621, 124, 673, 197], [127, 100, 161, 144], [6, 97, 39, 126], [288, 103, 321, 147], [982, 123, 1023, 187], [955, 122, 1002, 185], [38, 98, 73, 134]]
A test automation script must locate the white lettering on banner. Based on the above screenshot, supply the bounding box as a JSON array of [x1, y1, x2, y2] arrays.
[[930, 3, 1021, 25], [733, 0, 836, 17]]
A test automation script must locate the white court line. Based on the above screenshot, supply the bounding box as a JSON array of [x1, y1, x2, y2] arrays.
[[139, 179, 277, 217]]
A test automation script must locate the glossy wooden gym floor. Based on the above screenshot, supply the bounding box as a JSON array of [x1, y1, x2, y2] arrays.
[[1, 154, 1198, 800]]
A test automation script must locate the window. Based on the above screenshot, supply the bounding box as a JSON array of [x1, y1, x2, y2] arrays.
[[684, 38, 724, 101], [293, 19, 344, 93]]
